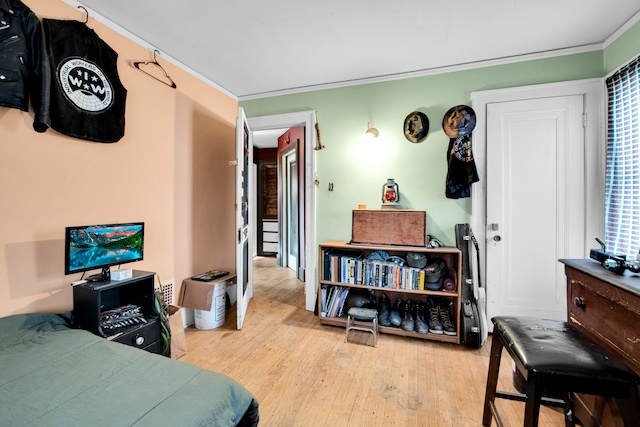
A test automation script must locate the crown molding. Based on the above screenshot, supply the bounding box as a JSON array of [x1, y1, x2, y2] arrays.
[[239, 44, 603, 101], [604, 9, 640, 49]]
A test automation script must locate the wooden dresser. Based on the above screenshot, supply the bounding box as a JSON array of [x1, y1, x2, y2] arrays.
[[561, 258, 640, 426]]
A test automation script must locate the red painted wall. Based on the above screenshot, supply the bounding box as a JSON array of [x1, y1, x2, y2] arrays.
[[258, 148, 277, 161], [277, 127, 304, 151]]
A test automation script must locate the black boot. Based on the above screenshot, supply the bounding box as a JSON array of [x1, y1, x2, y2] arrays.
[[414, 301, 429, 334], [378, 293, 391, 327], [400, 300, 414, 332], [389, 298, 402, 327], [427, 297, 443, 334], [439, 298, 456, 336]]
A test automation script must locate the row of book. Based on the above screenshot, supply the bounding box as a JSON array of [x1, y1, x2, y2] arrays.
[[320, 285, 350, 318], [322, 250, 441, 290]]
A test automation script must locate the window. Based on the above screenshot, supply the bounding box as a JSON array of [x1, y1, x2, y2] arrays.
[[605, 56, 640, 258]]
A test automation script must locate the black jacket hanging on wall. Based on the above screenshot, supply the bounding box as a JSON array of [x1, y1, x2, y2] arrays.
[[0, 0, 50, 132], [43, 19, 126, 143]]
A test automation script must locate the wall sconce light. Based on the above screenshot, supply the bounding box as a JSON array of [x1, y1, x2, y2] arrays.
[[365, 122, 379, 138]]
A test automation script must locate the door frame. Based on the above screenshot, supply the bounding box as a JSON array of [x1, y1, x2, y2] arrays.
[[248, 111, 317, 312], [471, 79, 604, 306], [278, 140, 298, 272]]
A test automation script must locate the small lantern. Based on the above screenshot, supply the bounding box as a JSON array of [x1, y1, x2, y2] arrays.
[[382, 179, 400, 209]]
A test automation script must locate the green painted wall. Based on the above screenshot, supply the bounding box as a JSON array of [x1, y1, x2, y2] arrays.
[[242, 21, 640, 248], [604, 20, 640, 74]]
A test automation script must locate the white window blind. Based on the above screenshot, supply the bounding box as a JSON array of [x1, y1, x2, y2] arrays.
[[605, 55, 640, 258]]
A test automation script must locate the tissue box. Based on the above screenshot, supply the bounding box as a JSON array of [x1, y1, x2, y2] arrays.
[[111, 269, 133, 281]]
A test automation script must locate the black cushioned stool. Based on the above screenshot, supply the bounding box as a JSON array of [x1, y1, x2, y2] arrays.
[[483, 316, 640, 427], [345, 307, 378, 347]]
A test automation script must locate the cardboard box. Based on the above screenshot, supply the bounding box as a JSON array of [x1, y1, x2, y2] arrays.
[[351, 209, 427, 247], [178, 274, 236, 311]]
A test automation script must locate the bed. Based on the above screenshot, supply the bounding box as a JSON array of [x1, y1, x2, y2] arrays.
[[0, 313, 259, 426]]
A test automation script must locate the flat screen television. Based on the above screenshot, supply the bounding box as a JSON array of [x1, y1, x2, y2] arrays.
[[64, 222, 144, 281]]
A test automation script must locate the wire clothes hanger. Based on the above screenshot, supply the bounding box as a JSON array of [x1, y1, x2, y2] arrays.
[[133, 49, 177, 89], [77, 5, 89, 23]]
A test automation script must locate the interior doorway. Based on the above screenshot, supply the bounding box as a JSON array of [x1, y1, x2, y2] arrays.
[[247, 111, 318, 312], [255, 144, 279, 258]]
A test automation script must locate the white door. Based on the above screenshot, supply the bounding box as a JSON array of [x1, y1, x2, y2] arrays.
[[278, 140, 298, 272], [285, 150, 298, 271], [485, 95, 585, 321], [236, 107, 254, 329]]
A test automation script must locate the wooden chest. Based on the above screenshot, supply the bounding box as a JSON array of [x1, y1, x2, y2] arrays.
[[351, 209, 427, 247], [562, 259, 640, 426], [564, 262, 640, 375]]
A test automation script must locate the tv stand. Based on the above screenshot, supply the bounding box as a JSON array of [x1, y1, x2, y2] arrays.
[[72, 270, 164, 355]]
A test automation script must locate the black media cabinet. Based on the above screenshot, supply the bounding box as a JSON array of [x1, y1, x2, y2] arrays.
[[72, 270, 163, 355]]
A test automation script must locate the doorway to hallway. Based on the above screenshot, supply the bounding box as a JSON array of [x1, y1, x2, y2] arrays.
[[248, 111, 318, 312]]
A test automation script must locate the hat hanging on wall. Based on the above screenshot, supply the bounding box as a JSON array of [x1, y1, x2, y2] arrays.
[[442, 105, 476, 138], [403, 111, 429, 143]]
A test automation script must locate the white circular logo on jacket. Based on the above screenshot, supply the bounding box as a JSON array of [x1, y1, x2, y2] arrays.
[[58, 57, 113, 112]]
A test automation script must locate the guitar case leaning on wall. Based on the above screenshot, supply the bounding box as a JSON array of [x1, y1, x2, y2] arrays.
[[455, 223, 487, 347]]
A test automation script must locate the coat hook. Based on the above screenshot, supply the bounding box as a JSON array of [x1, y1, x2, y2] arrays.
[[77, 6, 89, 24]]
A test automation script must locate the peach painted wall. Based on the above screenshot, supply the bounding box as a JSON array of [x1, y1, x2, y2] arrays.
[[0, 0, 238, 317]]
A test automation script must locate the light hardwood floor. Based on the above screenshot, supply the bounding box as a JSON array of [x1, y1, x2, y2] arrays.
[[180, 257, 565, 426]]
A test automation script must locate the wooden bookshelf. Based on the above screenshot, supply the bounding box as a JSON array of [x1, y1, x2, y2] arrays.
[[318, 240, 461, 344]]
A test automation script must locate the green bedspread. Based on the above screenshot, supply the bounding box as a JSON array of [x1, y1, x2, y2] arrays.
[[0, 313, 258, 426]]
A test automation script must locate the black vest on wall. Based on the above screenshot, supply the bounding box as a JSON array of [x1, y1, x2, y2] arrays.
[[43, 19, 126, 143]]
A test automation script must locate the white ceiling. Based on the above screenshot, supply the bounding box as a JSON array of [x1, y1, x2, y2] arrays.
[[253, 128, 287, 148], [64, 0, 640, 100]]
